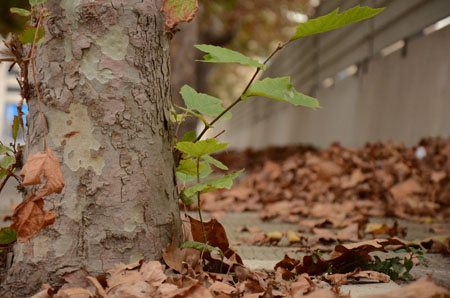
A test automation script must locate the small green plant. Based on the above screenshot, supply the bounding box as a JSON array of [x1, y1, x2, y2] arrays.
[[171, 6, 385, 258], [362, 248, 427, 281]]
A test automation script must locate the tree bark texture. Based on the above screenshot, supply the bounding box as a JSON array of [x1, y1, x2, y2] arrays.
[[2, 0, 181, 296]]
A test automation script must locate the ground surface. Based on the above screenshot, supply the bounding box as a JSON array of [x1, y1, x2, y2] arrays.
[[195, 211, 450, 297]]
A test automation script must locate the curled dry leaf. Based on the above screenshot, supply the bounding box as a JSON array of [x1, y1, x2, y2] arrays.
[[162, 237, 201, 273], [11, 193, 56, 242], [161, 0, 199, 33], [54, 287, 93, 298], [325, 269, 390, 285], [20, 147, 65, 200]]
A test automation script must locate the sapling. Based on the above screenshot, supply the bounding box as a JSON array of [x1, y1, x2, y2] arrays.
[[171, 5, 385, 258]]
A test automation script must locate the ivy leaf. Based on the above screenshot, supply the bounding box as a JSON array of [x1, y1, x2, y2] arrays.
[[183, 169, 244, 197], [12, 116, 20, 142], [180, 85, 231, 119], [176, 138, 228, 158], [18, 26, 45, 44], [203, 154, 228, 170], [0, 145, 13, 155], [161, 0, 198, 33], [0, 156, 16, 170], [243, 77, 320, 109], [195, 44, 265, 69], [29, 0, 47, 7], [0, 228, 17, 245], [176, 159, 206, 176], [180, 131, 197, 142], [177, 162, 212, 183], [181, 241, 223, 256], [10, 7, 31, 17], [291, 5, 384, 40]]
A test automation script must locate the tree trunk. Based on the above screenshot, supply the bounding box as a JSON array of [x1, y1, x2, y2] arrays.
[[1, 0, 181, 296]]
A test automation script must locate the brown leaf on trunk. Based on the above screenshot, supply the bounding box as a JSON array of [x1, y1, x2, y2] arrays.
[[161, 0, 199, 33], [20, 147, 65, 200], [364, 276, 450, 298], [11, 193, 56, 242]]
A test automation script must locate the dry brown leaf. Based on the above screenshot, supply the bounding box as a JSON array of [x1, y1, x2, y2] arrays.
[[11, 193, 56, 242], [325, 269, 390, 285], [139, 261, 167, 287], [364, 276, 450, 298], [85, 276, 107, 298], [54, 287, 93, 298], [336, 223, 359, 242], [208, 281, 237, 295], [290, 274, 315, 296], [20, 147, 64, 200], [162, 237, 201, 273], [161, 0, 199, 33], [390, 179, 424, 200]]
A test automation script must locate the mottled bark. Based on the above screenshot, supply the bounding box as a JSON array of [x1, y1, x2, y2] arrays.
[[1, 0, 181, 296]]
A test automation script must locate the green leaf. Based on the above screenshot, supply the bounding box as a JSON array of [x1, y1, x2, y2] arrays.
[[0, 145, 13, 155], [29, 0, 46, 7], [243, 77, 320, 109], [179, 189, 196, 204], [10, 7, 31, 17], [177, 162, 212, 183], [18, 26, 45, 44], [175, 105, 210, 127], [183, 169, 244, 197], [180, 85, 231, 119], [176, 138, 228, 158], [0, 156, 16, 170], [195, 44, 266, 69], [0, 228, 17, 245], [12, 116, 20, 142], [176, 159, 206, 176], [404, 258, 413, 272], [203, 155, 228, 170], [0, 169, 7, 179], [181, 241, 223, 256], [170, 106, 186, 123], [180, 131, 197, 142], [291, 6, 385, 40]]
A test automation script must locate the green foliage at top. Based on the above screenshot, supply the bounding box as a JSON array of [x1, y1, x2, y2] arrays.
[[29, 0, 46, 7], [18, 25, 44, 44], [180, 85, 231, 119], [291, 6, 385, 40], [182, 169, 244, 198], [176, 138, 228, 158], [195, 44, 266, 69], [10, 7, 30, 17], [12, 116, 20, 142], [0, 227, 17, 245], [0, 145, 12, 155], [243, 77, 320, 109]]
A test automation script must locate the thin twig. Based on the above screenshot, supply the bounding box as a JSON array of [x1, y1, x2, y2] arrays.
[[195, 40, 290, 141], [29, 9, 48, 150], [196, 157, 207, 244], [0, 175, 11, 193]]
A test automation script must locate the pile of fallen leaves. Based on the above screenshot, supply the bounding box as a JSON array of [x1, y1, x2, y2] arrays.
[[31, 217, 450, 298], [207, 138, 450, 221]]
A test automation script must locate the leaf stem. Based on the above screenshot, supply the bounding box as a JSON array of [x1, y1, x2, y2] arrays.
[[195, 40, 290, 141], [196, 157, 207, 244], [29, 9, 47, 150]]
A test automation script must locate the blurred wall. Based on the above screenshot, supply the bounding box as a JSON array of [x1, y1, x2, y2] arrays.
[[211, 0, 450, 149]]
